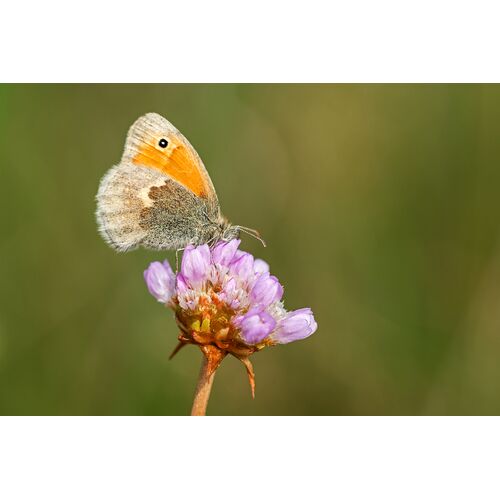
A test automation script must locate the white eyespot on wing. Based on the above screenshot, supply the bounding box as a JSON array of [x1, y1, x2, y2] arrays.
[[96, 162, 167, 252]]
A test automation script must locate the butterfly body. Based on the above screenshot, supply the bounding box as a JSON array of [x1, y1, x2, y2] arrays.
[[96, 113, 240, 252]]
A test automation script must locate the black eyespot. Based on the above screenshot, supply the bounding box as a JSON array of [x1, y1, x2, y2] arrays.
[[158, 138, 168, 148]]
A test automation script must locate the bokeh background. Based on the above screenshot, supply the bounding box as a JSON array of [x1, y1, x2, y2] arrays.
[[1, 84, 500, 415]]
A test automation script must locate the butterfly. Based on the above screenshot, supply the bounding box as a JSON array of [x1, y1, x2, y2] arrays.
[[96, 113, 263, 252]]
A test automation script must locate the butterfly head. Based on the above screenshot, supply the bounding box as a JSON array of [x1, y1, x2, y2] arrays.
[[220, 220, 241, 242], [216, 218, 266, 247]]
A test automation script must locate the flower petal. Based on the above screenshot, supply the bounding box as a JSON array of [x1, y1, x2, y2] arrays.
[[229, 252, 254, 282], [250, 272, 284, 307], [144, 260, 176, 303], [176, 273, 189, 295], [272, 308, 317, 344], [218, 277, 241, 309], [253, 258, 270, 275], [180, 244, 211, 287], [211, 239, 241, 266], [235, 307, 276, 345]]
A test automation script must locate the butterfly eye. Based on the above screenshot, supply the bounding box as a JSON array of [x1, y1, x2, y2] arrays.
[[158, 138, 168, 148]]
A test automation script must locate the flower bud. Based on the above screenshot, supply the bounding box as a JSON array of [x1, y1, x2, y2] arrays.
[[144, 260, 176, 303], [253, 258, 270, 275], [229, 252, 254, 281], [235, 308, 277, 345], [212, 239, 241, 266], [250, 272, 283, 307], [272, 308, 317, 344], [180, 244, 211, 287]]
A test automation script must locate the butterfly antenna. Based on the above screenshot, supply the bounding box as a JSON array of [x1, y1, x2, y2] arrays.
[[237, 226, 266, 247]]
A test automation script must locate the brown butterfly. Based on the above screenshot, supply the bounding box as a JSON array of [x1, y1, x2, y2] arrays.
[[96, 113, 263, 251]]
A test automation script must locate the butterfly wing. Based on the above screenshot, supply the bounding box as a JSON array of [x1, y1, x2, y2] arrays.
[[96, 113, 221, 251], [122, 113, 219, 202]]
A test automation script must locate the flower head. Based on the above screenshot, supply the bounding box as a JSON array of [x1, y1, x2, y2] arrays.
[[144, 240, 317, 393]]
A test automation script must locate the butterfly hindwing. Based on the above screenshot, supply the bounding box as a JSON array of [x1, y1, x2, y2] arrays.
[[96, 162, 219, 251]]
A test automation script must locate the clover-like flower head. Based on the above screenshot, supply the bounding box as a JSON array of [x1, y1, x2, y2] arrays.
[[145, 239, 316, 349], [144, 240, 317, 393]]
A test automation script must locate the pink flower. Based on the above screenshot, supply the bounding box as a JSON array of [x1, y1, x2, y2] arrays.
[[144, 240, 317, 349], [211, 239, 240, 266], [253, 259, 270, 275], [228, 252, 255, 282], [143, 260, 176, 304], [250, 272, 283, 307], [234, 308, 277, 345], [180, 244, 211, 288], [272, 308, 318, 344]]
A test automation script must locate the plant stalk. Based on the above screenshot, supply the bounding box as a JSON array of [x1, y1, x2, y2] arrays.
[[190, 354, 216, 416]]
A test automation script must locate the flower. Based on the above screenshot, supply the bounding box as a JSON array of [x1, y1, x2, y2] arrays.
[[143, 240, 318, 393], [211, 239, 240, 266], [271, 308, 318, 344], [234, 307, 277, 344], [180, 244, 211, 288], [144, 260, 176, 304], [250, 272, 283, 307]]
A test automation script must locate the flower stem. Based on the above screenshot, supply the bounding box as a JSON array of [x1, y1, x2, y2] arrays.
[[191, 354, 216, 416]]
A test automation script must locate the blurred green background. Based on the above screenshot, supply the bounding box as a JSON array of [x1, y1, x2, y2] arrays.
[[1, 84, 500, 415]]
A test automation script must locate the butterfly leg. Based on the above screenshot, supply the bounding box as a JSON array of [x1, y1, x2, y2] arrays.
[[205, 234, 219, 248], [175, 247, 186, 272], [176, 249, 180, 272]]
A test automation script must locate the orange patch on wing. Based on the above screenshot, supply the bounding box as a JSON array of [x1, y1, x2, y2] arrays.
[[132, 142, 207, 197]]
